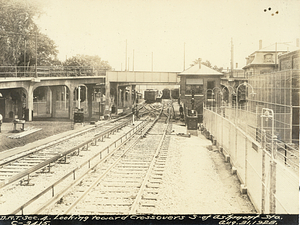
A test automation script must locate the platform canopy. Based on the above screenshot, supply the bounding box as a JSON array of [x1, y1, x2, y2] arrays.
[[179, 64, 223, 76]]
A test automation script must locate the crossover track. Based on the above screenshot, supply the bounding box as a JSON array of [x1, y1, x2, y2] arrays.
[[40, 101, 172, 215], [0, 104, 151, 189], [11, 100, 173, 215]]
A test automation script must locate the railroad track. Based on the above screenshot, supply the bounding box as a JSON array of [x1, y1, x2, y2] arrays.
[[0, 117, 130, 188], [8, 100, 170, 214], [0, 104, 151, 189], [34, 100, 173, 215], [0, 102, 146, 165], [0, 103, 166, 215]]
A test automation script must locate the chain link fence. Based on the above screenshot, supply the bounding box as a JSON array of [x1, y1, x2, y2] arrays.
[[203, 107, 299, 214]]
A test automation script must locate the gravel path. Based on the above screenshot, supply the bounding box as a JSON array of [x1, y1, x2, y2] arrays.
[[154, 122, 256, 214]]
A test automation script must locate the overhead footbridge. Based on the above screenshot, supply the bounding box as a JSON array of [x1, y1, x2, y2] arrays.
[[104, 71, 180, 115], [0, 67, 179, 122]]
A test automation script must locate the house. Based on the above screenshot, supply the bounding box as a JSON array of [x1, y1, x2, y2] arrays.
[[278, 49, 300, 70], [278, 49, 300, 143], [247, 48, 300, 143], [243, 40, 299, 76]]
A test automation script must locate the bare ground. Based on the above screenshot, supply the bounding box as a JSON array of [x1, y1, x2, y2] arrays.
[[0, 120, 74, 152]]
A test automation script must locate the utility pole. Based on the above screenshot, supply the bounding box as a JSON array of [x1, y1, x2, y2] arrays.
[[230, 38, 234, 78], [151, 52, 153, 71], [183, 42, 186, 71], [273, 42, 291, 71], [128, 57, 130, 71], [133, 50, 135, 71], [35, 31, 38, 78], [125, 39, 127, 71], [275, 42, 278, 71], [24, 39, 26, 77]]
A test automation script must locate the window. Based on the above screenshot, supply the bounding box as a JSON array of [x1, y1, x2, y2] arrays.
[[207, 81, 215, 89], [207, 81, 215, 98], [186, 78, 203, 95], [264, 54, 274, 63]]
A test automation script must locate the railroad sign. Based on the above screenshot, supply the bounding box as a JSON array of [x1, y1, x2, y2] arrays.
[[74, 112, 84, 123]]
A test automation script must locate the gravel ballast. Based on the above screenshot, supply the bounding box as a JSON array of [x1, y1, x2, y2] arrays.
[[153, 122, 256, 214], [0, 116, 256, 214]]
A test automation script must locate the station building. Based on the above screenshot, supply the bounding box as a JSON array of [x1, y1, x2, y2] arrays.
[[178, 62, 223, 123]]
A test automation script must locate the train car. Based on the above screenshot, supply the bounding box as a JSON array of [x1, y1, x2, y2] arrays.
[[144, 89, 158, 103], [155, 90, 162, 102], [137, 92, 142, 99], [161, 88, 171, 99], [171, 88, 179, 99]]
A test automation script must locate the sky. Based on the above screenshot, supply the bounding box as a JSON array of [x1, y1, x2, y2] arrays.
[[34, 0, 300, 72]]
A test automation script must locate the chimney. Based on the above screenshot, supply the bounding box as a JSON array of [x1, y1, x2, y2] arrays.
[[259, 40, 262, 49], [198, 58, 201, 69], [297, 38, 299, 47], [236, 63, 238, 68]]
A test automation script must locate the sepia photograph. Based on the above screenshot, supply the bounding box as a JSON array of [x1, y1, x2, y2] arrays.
[[0, 0, 299, 224]]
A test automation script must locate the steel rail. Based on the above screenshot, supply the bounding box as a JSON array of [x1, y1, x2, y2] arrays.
[[0, 114, 133, 168], [11, 120, 149, 215], [129, 104, 171, 214], [0, 118, 132, 189], [56, 108, 164, 214], [0, 102, 147, 172], [63, 111, 163, 214]]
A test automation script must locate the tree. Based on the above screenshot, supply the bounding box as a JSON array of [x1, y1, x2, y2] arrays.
[[190, 58, 223, 72], [63, 54, 112, 71], [190, 58, 202, 67], [0, 0, 59, 68], [213, 65, 223, 73], [202, 60, 212, 68], [18, 33, 59, 67]]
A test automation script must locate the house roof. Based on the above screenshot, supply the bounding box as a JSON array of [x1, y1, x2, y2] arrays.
[[179, 64, 223, 76], [243, 44, 300, 69], [257, 43, 299, 52]]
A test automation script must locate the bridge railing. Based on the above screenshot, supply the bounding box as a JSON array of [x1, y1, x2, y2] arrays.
[[0, 66, 107, 78]]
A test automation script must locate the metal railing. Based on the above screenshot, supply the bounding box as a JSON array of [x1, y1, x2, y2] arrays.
[[210, 104, 299, 167], [11, 119, 148, 215], [0, 66, 107, 78], [0, 118, 132, 189]]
